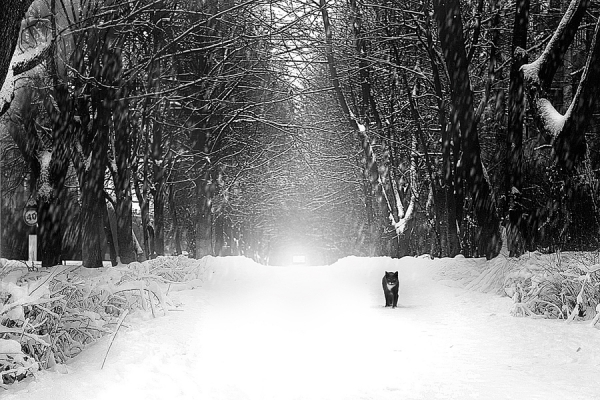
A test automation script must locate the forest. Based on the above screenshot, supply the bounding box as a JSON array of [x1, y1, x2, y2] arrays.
[[1, 0, 600, 268]]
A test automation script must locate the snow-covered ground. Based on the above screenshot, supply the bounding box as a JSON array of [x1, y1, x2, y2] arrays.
[[4, 255, 600, 400]]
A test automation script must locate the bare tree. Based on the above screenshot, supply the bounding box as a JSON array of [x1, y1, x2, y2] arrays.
[[506, 0, 530, 256], [434, 0, 501, 259]]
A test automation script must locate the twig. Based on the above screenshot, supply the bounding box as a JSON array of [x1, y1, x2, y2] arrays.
[[101, 309, 129, 370], [148, 289, 156, 318], [590, 304, 600, 327], [20, 318, 30, 342], [28, 265, 68, 296], [530, 299, 564, 318], [567, 273, 589, 323]]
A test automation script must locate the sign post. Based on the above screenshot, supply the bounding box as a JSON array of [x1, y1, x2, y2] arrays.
[[23, 206, 38, 268]]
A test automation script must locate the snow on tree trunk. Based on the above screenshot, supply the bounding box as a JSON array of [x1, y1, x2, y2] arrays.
[[36, 147, 68, 268]]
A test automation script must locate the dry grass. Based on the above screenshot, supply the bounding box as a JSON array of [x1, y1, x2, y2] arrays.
[[467, 251, 600, 321], [0, 255, 209, 387]]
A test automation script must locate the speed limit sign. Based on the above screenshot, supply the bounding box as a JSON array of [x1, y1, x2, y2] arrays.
[[23, 207, 38, 226]]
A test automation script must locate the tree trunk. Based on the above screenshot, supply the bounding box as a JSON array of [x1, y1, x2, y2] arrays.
[[195, 173, 214, 258], [147, 223, 155, 258], [442, 115, 460, 257], [114, 183, 136, 263], [38, 198, 63, 267], [80, 114, 109, 268], [506, 0, 530, 256], [0, 0, 35, 257], [35, 6, 69, 268], [153, 181, 165, 256], [81, 176, 107, 268], [0, 0, 35, 112], [231, 224, 240, 256], [320, 0, 388, 255], [169, 185, 182, 255], [79, 53, 113, 267], [214, 213, 225, 256], [423, 7, 459, 257], [150, 111, 166, 257], [149, 2, 168, 258], [103, 202, 117, 266], [113, 90, 137, 264], [37, 145, 68, 268], [133, 175, 150, 260], [434, 0, 501, 259]]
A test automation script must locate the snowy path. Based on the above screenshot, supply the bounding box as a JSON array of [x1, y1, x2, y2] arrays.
[[5, 256, 600, 400]]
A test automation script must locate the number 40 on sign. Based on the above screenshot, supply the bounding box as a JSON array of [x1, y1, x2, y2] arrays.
[[23, 207, 38, 226]]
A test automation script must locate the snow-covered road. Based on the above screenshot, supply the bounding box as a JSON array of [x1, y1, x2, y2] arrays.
[[5, 256, 600, 399]]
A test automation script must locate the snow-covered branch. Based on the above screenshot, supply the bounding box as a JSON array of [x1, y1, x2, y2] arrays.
[[521, 0, 589, 91], [521, 0, 600, 170], [0, 42, 51, 116], [390, 128, 418, 236], [520, 0, 589, 127]]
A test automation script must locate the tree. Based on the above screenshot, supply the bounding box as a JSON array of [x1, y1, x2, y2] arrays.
[[522, 0, 600, 172], [318, 0, 396, 256], [1, 0, 75, 267], [4, 0, 600, 264], [506, 0, 530, 256], [111, 82, 137, 263], [433, 0, 501, 259], [0, 0, 35, 111], [0, 0, 40, 260]]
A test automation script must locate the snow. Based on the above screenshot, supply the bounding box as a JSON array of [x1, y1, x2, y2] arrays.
[[536, 98, 566, 137], [37, 150, 53, 200], [520, 58, 541, 86], [520, 60, 567, 138], [4, 255, 600, 399], [0, 339, 21, 354], [0, 43, 48, 110], [0, 66, 16, 108]]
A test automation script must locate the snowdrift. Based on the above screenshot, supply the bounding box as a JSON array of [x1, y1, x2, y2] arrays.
[[1, 251, 599, 387], [0, 255, 212, 386], [458, 252, 600, 321]]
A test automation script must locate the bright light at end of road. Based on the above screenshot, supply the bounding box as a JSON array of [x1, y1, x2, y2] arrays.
[[292, 255, 306, 264]]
